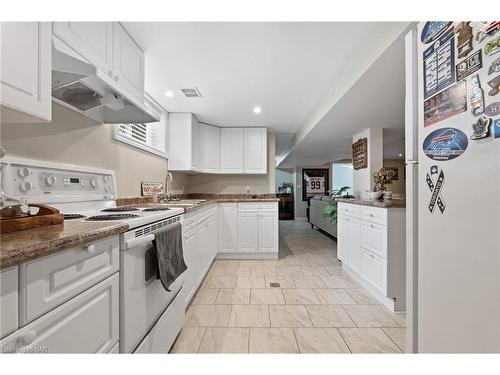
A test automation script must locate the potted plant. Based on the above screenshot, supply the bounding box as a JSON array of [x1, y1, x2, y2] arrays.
[[278, 181, 294, 194], [372, 167, 396, 200], [322, 186, 355, 224]]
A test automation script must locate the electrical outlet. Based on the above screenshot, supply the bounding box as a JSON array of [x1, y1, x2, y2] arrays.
[[245, 186, 251, 194]]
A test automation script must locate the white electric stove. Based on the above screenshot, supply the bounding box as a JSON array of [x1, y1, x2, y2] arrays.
[[1, 157, 187, 353]]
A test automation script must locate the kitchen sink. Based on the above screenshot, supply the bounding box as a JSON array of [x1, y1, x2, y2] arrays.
[[161, 199, 208, 206]]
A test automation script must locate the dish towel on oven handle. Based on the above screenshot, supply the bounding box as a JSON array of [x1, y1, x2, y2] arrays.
[[153, 221, 187, 292]]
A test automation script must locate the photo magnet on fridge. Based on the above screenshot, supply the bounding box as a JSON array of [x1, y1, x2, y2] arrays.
[[494, 119, 500, 139], [456, 50, 482, 81], [469, 74, 485, 116], [484, 35, 500, 56], [424, 80, 467, 127], [423, 30, 456, 99], [470, 116, 491, 140], [421, 22, 453, 44], [426, 165, 446, 214], [455, 22, 474, 59], [422, 128, 468, 161], [485, 101, 500, 117]]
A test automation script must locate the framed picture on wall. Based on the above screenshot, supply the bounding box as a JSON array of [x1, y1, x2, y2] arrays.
[[302, 168, 329, 201]]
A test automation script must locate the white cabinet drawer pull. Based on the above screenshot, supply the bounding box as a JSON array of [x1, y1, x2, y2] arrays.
[[369, 213, 374, 217], [86, 244, 96, 253], [18, 330, 37, 346]]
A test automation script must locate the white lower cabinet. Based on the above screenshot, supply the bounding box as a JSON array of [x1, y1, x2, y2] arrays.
[[237, 211, 259, 252], [0, 267, 19, 339], [337, 202, 406, 311], [258, 211, 279, 252], [219, 203, 238, 253], [0, 273, 119, 353]]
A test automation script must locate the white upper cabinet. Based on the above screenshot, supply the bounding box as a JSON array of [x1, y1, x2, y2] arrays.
[[53, 22, 113, 74], [0, 22, 51, 123], [220, 128, 244, 173], [199, 123, 220, 173], [244, 128, 267, 174], [168, 113, 200, 172], [111, 23, 144, 101]]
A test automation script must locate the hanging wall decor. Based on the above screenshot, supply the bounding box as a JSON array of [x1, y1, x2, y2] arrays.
[[352, 138, 368, 170]]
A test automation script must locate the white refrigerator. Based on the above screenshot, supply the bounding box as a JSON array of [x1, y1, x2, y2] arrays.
[[406, 22, 500, 353]]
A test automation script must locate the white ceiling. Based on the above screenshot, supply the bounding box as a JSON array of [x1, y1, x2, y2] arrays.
[[277, 30, 407, 167], [124, 22, 392, 133]]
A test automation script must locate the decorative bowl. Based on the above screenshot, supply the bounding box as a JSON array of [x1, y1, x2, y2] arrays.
[[368, 191, 383, 200]]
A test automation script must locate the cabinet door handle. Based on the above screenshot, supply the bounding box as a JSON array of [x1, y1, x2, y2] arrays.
[[114, 75, 120, 82], [370, 224, 374, 228], [369, 213, 374, 217], [108, 70, 113, 77], [85, 244, 96, 253], [18, 330, 37, 346]]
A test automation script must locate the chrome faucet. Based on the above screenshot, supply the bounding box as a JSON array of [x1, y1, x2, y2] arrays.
[[161, 172, 174, 202]]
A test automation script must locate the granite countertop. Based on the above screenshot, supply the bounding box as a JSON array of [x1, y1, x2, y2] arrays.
[[336, 198, 406, 208], [0, 221, 128, 270]]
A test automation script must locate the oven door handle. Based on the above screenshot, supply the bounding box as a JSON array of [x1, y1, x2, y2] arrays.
[[125, 234, 156, 249]]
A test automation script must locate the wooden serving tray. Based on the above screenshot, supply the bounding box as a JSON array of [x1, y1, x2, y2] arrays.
[[0, 204, 64, 234]]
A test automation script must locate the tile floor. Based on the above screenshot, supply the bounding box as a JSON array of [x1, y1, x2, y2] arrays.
[[171, 219, 406, 354]]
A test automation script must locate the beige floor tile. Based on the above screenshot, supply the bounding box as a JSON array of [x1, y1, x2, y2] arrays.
[[389, 312, 407, 327], [345, 288, 380, 304], [265, 276, 296, 288], [294, 328, 350, 353], [184, 305, 232, 327], [250, 267, 277, 277], [292, 276, 327, 289], [251, 288, 285, 304], [343, 305, 400, 327], [320, 275, 359, 289], [171, 327, 206, 353], [276, 266, 304, 277], [301, 266, 342, 276], [192, 288, 219, 305], [269, 304, 313, 327], [236, 276, 266, 288], [314, 289, 357, 304], [215, 288, 250, 304], [306, 305, 356, 328], [249, 328, 299, 353], [229, 304, 270, 327], [223, 266, 251, 276], [239, 260, 264, 267], [339, 328, 402, 353], [282, 289, 320, 304], [215, 260, 241, 267], [383, 328, 406, 352], [203, 276, 237, 289], [198, 328, 249, 353]]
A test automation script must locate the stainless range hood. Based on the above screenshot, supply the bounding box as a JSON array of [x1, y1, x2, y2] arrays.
[[52, 38, 158, 124]]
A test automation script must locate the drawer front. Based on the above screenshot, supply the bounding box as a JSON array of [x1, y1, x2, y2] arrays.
[[360, 221, 387, 259], [360, 248, 387, 294], [1, 273, 119, 354], [337, 203, 360, 218], [21, 236, 119, 324], [238, 202, 277, 212], [360, 206, 387, 225], [196, 204, 217, 224], [1, 267, 18, 339], [183, 211, 197, 231]]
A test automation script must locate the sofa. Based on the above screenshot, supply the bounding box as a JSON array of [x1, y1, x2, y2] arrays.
[[309, 196, 337, 238]]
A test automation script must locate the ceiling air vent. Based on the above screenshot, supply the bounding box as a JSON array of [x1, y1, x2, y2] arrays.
[[180, 87, 202, 98]]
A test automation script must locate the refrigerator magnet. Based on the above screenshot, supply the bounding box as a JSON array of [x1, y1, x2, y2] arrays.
[[424, 81, 467, 127], [470, 116, 491, 140], [456, 50, 482, 81], [488, 57, 500, 75], [484, 36, 500, 56], [487, 75, 500, 96], [423, 128, 468, 161], [485, 101, 500, 117], [476, 21, 500, 43], [494, 119, 500, 139], [469, 74, 485, 116], [421, 22, 453, 44], [423, 30, 456, 99], [426, 165, 446, 214], [455, 22, 474, 59]]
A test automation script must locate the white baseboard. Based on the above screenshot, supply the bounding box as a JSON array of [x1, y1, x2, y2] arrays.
[[217, 252, 279, 260]]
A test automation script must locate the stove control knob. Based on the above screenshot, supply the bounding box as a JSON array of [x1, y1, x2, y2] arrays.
[[20, 181, 32, 193], [90, 178, 98, 188], [45, 174, 57, 186], [18, 167, 30, 177]]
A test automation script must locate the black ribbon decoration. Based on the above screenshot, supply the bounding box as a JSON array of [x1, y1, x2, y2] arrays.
[[426, 165, 446, 214]]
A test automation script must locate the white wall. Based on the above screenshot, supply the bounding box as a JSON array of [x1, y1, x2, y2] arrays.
[[1, 104, 167, 198], [352, 128, 383, 198], [332, 162, 353, 195], [185, 133, 276, 194]]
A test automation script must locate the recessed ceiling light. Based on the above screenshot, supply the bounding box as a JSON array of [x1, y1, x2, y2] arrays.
[[165, 91, 174, 98], [253, 106, 262, 114]]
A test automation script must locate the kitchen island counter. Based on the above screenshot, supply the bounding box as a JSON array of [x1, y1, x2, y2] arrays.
[[336, 198, 406, 209]]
